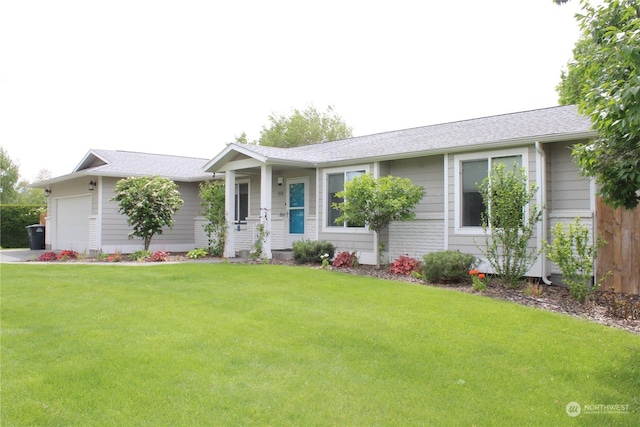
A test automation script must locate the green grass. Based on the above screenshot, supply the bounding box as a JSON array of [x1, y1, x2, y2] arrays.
[[2, 264, 639, 426]]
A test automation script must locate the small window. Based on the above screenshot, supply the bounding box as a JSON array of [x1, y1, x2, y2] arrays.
[[326, 169, 365, 228], [459, 154, 523, 228], [462, 159, 488, 226], [234, 183, 248, 222]]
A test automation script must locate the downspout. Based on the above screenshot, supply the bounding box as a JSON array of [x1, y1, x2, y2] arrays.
[[97, 176, 103, 251], [373, 161, 380, 265], [315, 167, 320, 241], [443, 154, 449, 250], [535, 141, 552, 285]]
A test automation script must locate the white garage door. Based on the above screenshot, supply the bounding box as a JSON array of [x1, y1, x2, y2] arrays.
[[55, 195, 91, 251]]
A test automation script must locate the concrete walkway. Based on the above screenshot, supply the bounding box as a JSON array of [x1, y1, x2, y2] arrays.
[[0, 249, 46, 263]]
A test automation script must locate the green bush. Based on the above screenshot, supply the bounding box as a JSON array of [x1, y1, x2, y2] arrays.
[[187, 248, 209, 259], [333, 251, 359, 269], [421, 250, 477, 283], [129, 250, 151, 262], [0, 205, 45, 248], [292, 240, 336, 265], [544, 218, 606, 303]]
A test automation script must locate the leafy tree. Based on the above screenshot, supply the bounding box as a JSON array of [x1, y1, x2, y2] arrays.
[[15, 180, 45, 205], [199, 180, 226, 256], [332, 174, 425, 269], [237, 105, 352, 148], [477, 163, 543, 288], [556, 37, 594, 105], [556, 0, 640, 209], [233, 132, 250, 145], [112, 176, 184, 251], [15, 169, 51, 205], [0, 147, 20, 204]]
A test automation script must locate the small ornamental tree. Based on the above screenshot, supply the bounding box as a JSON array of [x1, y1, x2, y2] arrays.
[[477, 163, 543, 288], [333, 174, 425, 269], [199, 180, 226, 256], [544, 218, 607, 303], [112, 176, 184, 251]]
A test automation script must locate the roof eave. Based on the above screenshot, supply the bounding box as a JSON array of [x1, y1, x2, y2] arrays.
[[203, 143, 268, 172], [29, 170, 215, 188], [72, 149, 110, 173]]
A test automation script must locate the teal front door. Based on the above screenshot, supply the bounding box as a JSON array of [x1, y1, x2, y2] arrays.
[[287, 179, 306, 246]]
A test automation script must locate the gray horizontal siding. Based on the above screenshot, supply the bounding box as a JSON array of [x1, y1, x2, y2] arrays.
[[100, 178, 200, 251], [548, 141, 590, 211], [388, 155, 444, 214]]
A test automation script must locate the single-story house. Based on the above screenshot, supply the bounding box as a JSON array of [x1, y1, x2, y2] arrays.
[[35, 105, 598, 283], [33, 149, 213, 254], [203, 104, 597, 281]]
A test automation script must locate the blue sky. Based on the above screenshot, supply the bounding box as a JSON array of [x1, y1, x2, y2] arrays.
[[1, 0, 586, 180]]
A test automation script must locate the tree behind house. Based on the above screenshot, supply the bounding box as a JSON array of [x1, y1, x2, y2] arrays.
[[234, 104, 352, 148], [556, 0, 640, 209], [112, 176, 184, 251]]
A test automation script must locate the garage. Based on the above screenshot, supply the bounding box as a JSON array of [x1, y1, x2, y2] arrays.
[[54, 195, 91, 252]]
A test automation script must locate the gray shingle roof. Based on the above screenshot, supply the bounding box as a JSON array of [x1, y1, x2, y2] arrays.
[[74, 149, 212, 181], [219, 105, 594, 168]]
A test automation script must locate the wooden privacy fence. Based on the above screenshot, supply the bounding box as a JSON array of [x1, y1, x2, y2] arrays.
[[596, 198, 640, 295]]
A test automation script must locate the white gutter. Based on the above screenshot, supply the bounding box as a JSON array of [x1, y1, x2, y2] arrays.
[[535, 141, 552, 285]]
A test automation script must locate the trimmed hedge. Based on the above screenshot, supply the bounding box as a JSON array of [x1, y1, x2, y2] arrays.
[[421, 250, 477, 284], [292, 240, 336, 264], [0, 205, 45, 248]]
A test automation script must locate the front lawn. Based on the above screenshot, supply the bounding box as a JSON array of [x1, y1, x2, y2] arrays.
[[2, 264, 638, 426]]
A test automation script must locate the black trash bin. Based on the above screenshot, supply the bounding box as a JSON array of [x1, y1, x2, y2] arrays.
[[26, 224, 46, 250]]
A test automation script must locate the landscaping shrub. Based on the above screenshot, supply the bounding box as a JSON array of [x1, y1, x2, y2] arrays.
[[129, 250, 151, 262], [292, 240, 336, 264], [421, 250, 476, 283], [477, 163, 543, 288], [389, 255, 421, 275], [58, 250, 79, 261], [544, 218, 606, 303], [469, 269, 488, 292], [333, 251, 359, 268], [37, 251, 58, 262], [149, 251, 169, 262], [187, 248, 209, 259], [106, 252, 123, 262]]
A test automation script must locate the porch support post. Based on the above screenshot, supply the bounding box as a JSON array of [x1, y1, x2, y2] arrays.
[[224, 171, 236, 258], [260, 164, 273, 260]]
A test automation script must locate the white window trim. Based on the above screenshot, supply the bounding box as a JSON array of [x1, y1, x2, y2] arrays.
[[453, 148, 529, 235], [234, 179, 250, 223], [322, 164, 371, 233]]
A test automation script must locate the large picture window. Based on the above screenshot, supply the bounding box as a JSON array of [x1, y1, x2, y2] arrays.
[[325, 168, 366, 228], [457, 152, 524, 230], [234, 182, 249, 222]]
